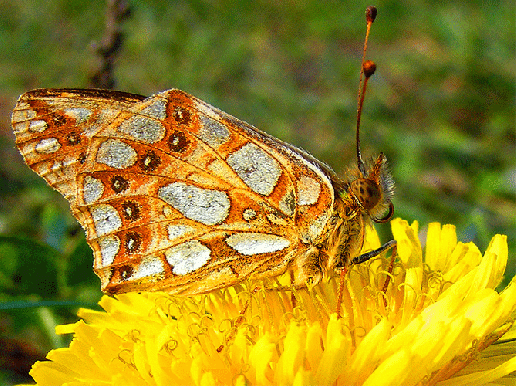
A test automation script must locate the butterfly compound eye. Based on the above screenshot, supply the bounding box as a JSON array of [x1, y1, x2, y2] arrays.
[[350, 178, 381, 211]]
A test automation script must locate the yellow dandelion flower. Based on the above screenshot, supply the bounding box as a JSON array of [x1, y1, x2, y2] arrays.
[[29, 219, 516, 385]]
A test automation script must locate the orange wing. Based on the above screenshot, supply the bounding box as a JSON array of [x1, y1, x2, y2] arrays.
[[12, 88, 337, 294]]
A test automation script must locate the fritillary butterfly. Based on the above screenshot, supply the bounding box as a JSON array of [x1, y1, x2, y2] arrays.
[[11, 8, 395, 296]]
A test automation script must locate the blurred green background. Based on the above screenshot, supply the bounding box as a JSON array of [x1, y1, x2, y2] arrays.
[[0, 0, 514, 383]]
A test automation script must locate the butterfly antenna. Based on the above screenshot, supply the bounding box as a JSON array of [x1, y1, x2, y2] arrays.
[[337, 6, 379, 320], [356, 6, 377, 176]]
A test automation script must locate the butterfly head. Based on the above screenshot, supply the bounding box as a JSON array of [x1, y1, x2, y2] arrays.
[[349, 152, 394, 223]]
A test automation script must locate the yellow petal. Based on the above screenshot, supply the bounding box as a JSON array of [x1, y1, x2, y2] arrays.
[[27, 220, 516, 386], [200, 371, 217, 386], [248, 333, 275, 385], [486, 234, 508, 288], [304, 323, 323, 374], [425, 223, 457, 273], [363, 349, 413, 386], [391, 218, 421, 268], [275, 321, 305, 384], [315, 314, 351, 385], [442, 242, 482, 283], [346, 318, 392, 384]]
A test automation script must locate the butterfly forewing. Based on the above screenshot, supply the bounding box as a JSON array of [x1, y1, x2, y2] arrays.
[[12, 88, 337, 294]]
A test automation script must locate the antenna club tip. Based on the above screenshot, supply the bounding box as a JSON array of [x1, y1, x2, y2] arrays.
[[366, 6, 377, 23], [363, 60, 376, 77]]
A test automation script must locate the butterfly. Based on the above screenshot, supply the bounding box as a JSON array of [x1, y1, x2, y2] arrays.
[[12, 84, 394, 295], [12, 5, 396, 296]]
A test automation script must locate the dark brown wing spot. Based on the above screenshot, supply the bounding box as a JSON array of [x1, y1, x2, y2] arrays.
[[139, 150, 160, 171], [125, 231, 142, 253], [78, 152, 87, 164], [119, 265, 134, 280], [172, 106, 191, 125], [66, 131, 81, 145], [50, 113, 67, 127], [121, 201, 140, 221], [168, 131, 189, 152], [111, 175, 129, 193]]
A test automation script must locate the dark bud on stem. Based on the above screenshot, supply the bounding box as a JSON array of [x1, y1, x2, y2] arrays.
[[363, 60, 376, 77], [366, 6, 377, 23]]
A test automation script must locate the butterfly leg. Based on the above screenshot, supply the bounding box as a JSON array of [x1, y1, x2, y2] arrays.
[[336, 266, 348, 319], [337, 239, 397, 317], [381, 243, 397, 298], [353, 239, 397, 302], [293, 246, 323, 289], [216, 286, 260, 353], [350, 239, 396, 266]]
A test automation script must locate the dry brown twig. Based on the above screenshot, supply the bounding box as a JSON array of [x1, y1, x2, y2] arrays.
[[89, 0, 131, 89]]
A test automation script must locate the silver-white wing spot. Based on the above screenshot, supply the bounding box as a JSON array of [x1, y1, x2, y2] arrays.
[[90, 204, 122, 236], [226, 233, 290, 255], [199, 115, 230, 147], [131, 256, 165, 279], [12, 122, 27, 135], [118, 116, 165, 144], [83, 176, 104, 204], [165, 240, 211, 275], [35, 138, 60, 154], [305, 212, 330, 242], [242, 208, 257, 221], [167, 224, 194, 241], [97, 139, 138, 169], [140, 99, 167, 119], [158, 182, 230, 226], [227, 143, 282, 196], [64, 108, 92, 123], [12, 109, 38, 134], [93, 109, 120, 133], [297, 176, 321, 205], [279, 191, 296, 216], [98, 235, 120, 267], [125, 234, 140, 253], [12, 108, 36, 123], [51, 161, 63, 173], [29, 120, 47, 133]]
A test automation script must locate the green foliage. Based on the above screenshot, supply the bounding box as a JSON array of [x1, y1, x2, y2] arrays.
[[0, 236, 59, 296], [0, 0, 514, 383]]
